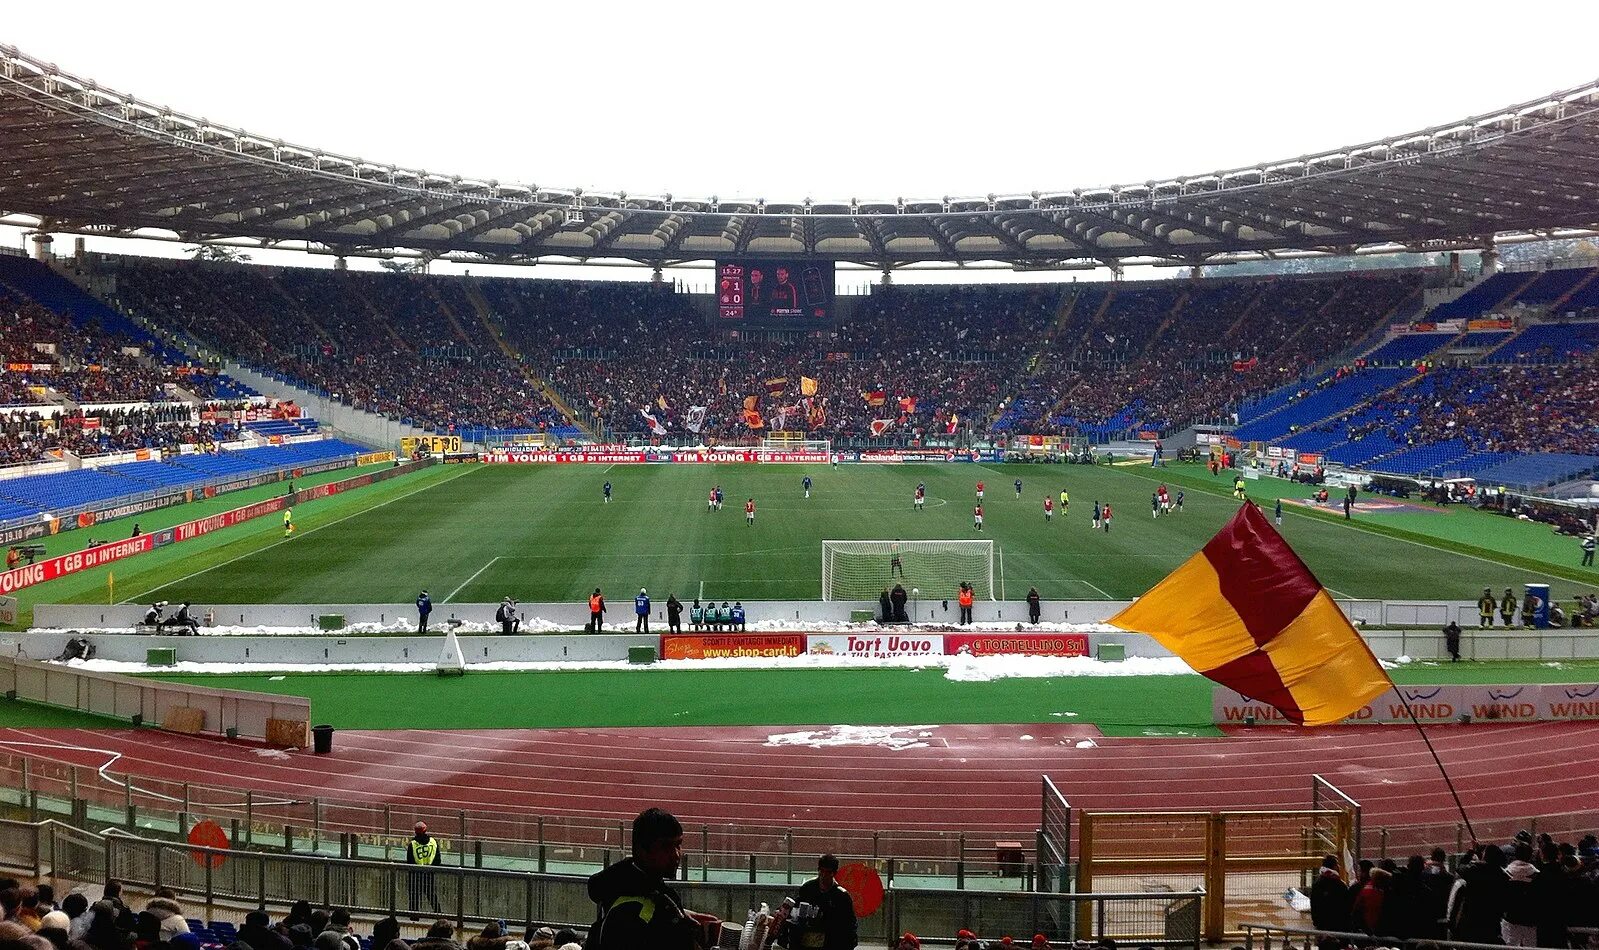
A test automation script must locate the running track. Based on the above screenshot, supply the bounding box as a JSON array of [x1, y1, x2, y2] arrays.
[[2, 721, 1596, 838]]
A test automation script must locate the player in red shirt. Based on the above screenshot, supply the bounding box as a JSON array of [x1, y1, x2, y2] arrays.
[[1101, 503, 1113, 533], [745, 497, 756, 526], [973, 503, 984, 531], [976, 481, 985, 500], [914, 485, 925, 511], [708, 487, 717, 512], [1043, 496, 1054, 522]]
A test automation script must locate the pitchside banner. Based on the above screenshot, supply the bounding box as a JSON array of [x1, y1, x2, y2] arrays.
[[0, 535, 154, 596], [1214, 683, 1599, 725], [944, 633, 1090, 657], [660, 634, 805, 659], [485, 450, 829, 464], [807, 633, 944, 658]]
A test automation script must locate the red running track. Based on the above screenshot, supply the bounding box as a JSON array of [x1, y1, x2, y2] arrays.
[[2, 721, 1597, 836]]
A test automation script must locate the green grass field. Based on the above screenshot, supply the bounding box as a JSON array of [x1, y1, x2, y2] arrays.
[[142, 659, 1599, 736], [37, 460, 1595, 609]]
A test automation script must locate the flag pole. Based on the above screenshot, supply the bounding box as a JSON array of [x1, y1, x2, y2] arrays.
[[1394, 690, 1479, 847]]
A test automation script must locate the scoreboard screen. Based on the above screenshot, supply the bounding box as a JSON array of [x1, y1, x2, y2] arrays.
[[717, 260, 833, 321]]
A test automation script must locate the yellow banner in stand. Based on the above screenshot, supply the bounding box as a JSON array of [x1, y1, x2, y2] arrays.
[[400, 436, 461, 456]]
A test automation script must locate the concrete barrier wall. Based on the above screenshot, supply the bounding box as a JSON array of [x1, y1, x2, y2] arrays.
[[7, 626, 1594, 667], [31, 599, 1132, 630], [0, 656, 308, 739]]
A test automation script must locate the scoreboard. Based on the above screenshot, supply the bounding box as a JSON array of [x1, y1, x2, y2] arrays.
[[717, 259, 833, 321]]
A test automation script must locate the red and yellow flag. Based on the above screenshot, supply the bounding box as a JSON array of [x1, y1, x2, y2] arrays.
[[1108, 503, 1389, 726]]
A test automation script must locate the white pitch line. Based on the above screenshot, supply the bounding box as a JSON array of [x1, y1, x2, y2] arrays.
[[445, 556, 500, 603], [125, 466, 479, 604], [1077, 579, 1112, 599]]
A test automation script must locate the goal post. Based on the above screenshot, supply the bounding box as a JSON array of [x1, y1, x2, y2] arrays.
[[763, 435, 831, 454], [821, 540, 996, 602]]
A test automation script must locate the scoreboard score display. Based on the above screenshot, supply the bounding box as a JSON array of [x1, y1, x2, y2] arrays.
[[717, 260, 833, 321]]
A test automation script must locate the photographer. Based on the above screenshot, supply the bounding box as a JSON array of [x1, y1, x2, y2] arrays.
[[158, 601, 200, 636]]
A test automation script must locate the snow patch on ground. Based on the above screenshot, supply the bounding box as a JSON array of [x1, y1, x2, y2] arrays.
[[59, 652, 1197, 680], [1019, 735, 1034, 741], [763, 725, 937, 751], [252, 748, 293, 759], [1074, 739, 1098, 749]]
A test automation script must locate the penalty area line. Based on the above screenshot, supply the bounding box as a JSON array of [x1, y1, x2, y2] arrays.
[[445, 556, 501, 604]]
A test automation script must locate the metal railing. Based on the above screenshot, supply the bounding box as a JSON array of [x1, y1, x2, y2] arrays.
[[0, 819, 1203, 947], [1242, 922, 1596, 950], [0, 753, 1043, 889]]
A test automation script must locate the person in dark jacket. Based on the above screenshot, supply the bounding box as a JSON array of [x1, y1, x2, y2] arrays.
[[239, 911, 293, 950], [667, 594, 683, 634], [587, 808, 709, 950], [1450, 844, 1508, 943], [1380, 855, 1430, 939], [879, 589, 892, 624], [1309, 856, 1350, 932], [787, 854, 858, 950], [1026, 588, 1041, 625], [890, 585, 908, 623], [1501, 847, 1539, 946], [405, 822, 443, 917], [416, 590, 433, 633], [409, 920, 461, 950]]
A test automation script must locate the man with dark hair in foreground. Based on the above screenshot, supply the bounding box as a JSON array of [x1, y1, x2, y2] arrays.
[[588, 807, 715, 949], [786, 853, 858, 950]]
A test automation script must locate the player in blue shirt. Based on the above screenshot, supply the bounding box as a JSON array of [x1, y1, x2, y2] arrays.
[[1274, 498, 1283, 526], [730, 601, 746, 631], [1175, 490, 1185, 513], [1092, 501, 1101, 529], [602, 481, 612, 503], [802, 475, 812, 499], [1014, 478, 1023, 498]]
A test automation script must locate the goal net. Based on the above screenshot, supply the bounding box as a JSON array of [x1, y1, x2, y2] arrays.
[[763, 435, 831, 454], [821, 540, 996, 602]]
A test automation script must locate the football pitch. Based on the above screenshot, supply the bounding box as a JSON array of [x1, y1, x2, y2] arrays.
[[28, 459, 1594, 613]]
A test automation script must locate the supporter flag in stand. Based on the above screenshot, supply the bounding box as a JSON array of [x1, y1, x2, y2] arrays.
[[1107, 504, 1390, 726], [898, 396, 917, 415], [945, 413, 959, 434], [685, 405, 708, 434], [742, 395, 765, 429], [639, 407, 667, 436], [800, 376, 819, 397], [862, 389, 887, 407], [766, 377, 788, 396], [869, 418, 895, 437]]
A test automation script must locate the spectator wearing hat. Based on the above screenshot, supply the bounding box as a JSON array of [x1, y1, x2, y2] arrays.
[[137, 889, 190, 944], [416, 590, 433, 634], [496, 598, 520, 635], [406, 822, 444, 918]]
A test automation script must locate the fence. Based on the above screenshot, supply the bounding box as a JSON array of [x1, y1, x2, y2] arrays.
[[1076, 808, 1354, 942], [0, 657, 309, 742], [1310, 775, 1363, 866], [1364, 807, 1599, 861], [1038, 776, 1071, 892], [0, 819, 1203, 947], [0, 751, 1040, 889]]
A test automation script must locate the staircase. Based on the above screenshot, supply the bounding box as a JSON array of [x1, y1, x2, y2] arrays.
[[457, 279, 594, 439], [988, 286, 1081, 428], [1137, 289, 1191, 358], [422, 282, 479, 347], [1548, 268, 1599, 313]]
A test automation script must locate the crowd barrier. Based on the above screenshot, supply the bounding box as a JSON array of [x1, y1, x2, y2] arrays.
[[0, 819, 1204, 947], [480, 448, 1005, 465], [0, 656, 309, 742], [1240, 921, 1597, 950]]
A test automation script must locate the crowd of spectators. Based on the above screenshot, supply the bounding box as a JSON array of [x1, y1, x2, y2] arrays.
[[109, 264, 564, 434], [0, 406, 233, 466], [1297, 359, 1599, 458], [1308, 831, 1599, 947], [1008, 272, 1420, 436]]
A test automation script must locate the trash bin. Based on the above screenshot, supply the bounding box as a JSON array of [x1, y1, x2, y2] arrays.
[[312, 724, 334, 754]]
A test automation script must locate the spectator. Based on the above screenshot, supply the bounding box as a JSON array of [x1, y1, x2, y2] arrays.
[[405, 823, 444, 917], [786, 854, 857, 950], [465, 922, 509, 950], [58, 895, 88, 943], [137, 889, 189, 944], [1309, 855, 1350, 932], [1350, 866, 1389, 934], [1501, 847, 1539, 946], [1450, 845, 1508, 943], [410, 922, 461, 950], [1026, 587, 1041, 625], [587, 807, 704, 950], [239, 910, 292, 950], [81, 903, 122, 950]]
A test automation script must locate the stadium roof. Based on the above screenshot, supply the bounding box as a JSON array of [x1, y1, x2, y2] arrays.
[[4, 44, 1599, 271]]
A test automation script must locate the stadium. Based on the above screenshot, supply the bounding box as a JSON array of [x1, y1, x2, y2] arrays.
[[2, 15, 1599, 950]]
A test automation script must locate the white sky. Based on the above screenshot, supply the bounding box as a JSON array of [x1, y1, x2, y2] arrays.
[[6, 0, 1599, 284]]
